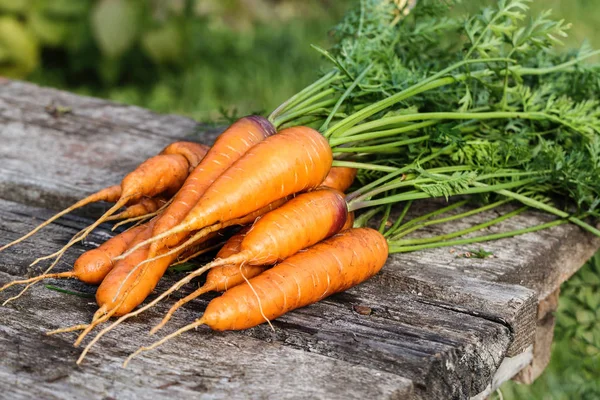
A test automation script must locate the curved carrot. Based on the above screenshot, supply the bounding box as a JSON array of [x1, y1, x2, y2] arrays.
[[125, 228, 388, 364], [205, 187, 348, 268], [150, 116, 275, 255], [1, 141, 208, 255], [321, 167, 357, 192], [126, 126, 333, 256], [0, 224, 147, 303], [160, 142, 210, 170]]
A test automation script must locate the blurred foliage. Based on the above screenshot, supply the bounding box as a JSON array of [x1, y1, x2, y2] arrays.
[[0, 0, 348, 120], [497, 252, 600, 399]]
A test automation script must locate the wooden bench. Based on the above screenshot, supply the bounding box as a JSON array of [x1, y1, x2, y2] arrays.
[[1, 80, 598, 399]]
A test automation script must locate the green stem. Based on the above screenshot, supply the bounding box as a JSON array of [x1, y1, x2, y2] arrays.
[[346, 144, 456, 201], [331, 161, 398, 172], [349, 178, 536, 211], [329, 121, 438, 147], [354, 206, 386, 228], [391, 200, 469, 237], [378, 203, 393, 233], [384, 200, 412, 237], [324, 58, 515, 137], [392, 206, 527, 246], [388, 220, 567, 253], [269, 70, 339, 123], [273, 99, 338, 127], [320, 63, 373, 132], [472, 183, 600, 236], [332, 135, 430, 153], [515, 49, 600, 75], [352, 165, 475, 204], [342, 111, 550, 137], [391, 199, 510, 240]]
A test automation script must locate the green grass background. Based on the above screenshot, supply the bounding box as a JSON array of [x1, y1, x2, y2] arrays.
[[1, 1, 598, 398]]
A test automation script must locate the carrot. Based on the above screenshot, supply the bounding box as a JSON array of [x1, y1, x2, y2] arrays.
[[107, 197, 168, 222], [125, 187, 346, 331], [321, 167, 357, 192], [123, 126, 333, 257], [0, 224, 147, 305], [152, 226, 268, 333], [160, 142, 211, 170], [125, 228, 388, 364], [201, 187, 348, 267], [0, 142, 207, 255], [97, 197, 291, 336], [27, 142, 209, 272], [149, 116, 276, 256]]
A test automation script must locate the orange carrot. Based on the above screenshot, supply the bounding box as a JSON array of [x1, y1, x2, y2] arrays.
[[160, 142, 210, 171], [101, 197, 291, 330], [72, 227, 222, 351], [0, 142, 208, 255], [149, 116, 275, 256], [124, 188, 346, 328], [107, 197, 168, 222], [203, 187, 348, 267], [125, 228, 388, 364], [125, 126, 333, 256], [27, 142, 209, 273], [0, 224, 147, 303], [321, 167, 357, 192]]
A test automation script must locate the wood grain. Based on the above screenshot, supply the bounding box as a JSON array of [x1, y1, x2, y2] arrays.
[[1, 80, 598, 399]]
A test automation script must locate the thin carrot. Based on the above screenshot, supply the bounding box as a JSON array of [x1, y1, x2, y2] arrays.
[[321, 167, 357, 192], [160, 142, 210, 170], [0, 142, 207, 255], [149, 116, 276, 256], [28, 143, 208, 270], [125, 228, 388, 364], [73, 232, 223, 358], [0, 224, 148, 304], [107, 197, 168, 222], [199, 187, 348, 268], [100, 198, 292, 332], [122, 126, 333, 258]]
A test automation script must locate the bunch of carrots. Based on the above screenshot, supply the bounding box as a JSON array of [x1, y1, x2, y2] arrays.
[[2, 0, 600, 364]]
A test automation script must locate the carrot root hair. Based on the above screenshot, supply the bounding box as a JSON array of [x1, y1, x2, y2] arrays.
[[46, 324, 89, 336], [239, 261, 274, 332], [123, 318, 205, 368], [110, 197, 173, 231], [0, 185, 121, 253], [77, 242, 221, 362], [73, 304, 116, 347], [0, 271, 74, 293], [150, 284, 215, 334], [30, 199, 129, 269]]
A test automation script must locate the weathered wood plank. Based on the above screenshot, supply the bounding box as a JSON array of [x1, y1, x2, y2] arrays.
[[0, 80, 219, 210], [0, 199, 511, 399], [1, 306, 414, 400]]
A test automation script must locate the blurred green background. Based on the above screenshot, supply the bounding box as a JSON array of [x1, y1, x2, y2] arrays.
[[1, 1, 599, 398]]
